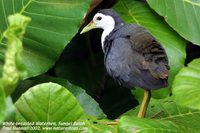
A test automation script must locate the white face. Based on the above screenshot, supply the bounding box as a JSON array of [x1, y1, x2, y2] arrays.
[[93, 13, 115, 30]]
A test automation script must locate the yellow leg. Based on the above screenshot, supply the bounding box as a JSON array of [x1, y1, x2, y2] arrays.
[[137, 90, 151, 118]]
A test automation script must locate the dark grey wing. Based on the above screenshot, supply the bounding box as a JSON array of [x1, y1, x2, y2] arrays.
[[128, 25, 169, 80]]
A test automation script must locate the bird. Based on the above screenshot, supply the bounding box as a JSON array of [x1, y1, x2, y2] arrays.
[[80, 9, 169, 118]]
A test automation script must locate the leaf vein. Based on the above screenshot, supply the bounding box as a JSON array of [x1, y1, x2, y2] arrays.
[[24, 11, 80, 20], [161, 111, 200, 120], [27, 25, 66, 36], [23, 37, 59, 53], [1, 0, 8, 27]]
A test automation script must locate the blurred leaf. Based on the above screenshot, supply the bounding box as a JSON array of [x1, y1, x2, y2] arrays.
[[15, 82, 92, 133], [147, 0, 200, 45], [0, 86, 6, 122], [0, 0, 90, 78], [4, 97, 15, 121], [122, 97, 200, 131], [113, 0, 186, 98], [118, 115, 200, 133], [173, 58, 200, 109], [0, 14, 30, 95]]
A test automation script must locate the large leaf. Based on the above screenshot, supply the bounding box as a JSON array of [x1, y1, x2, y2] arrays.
[[148, 99, 200, 130], [122, 97, 200, 131], [113, 0, 186, 98], [0, 0, 90, 78], [49, 77, 105, 118], [173, 58, 200, 109], [120, 98, 200, 132], [15, 82, 92, 133], [118, 116, 200, 133], [13, 75, 105, 117], [147, 0, 200, 45]]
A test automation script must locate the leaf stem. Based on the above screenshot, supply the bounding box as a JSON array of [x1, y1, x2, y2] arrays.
[[151, 111, 163, 119], [101, 121, 118, 125], [100, 119, 119, 125]]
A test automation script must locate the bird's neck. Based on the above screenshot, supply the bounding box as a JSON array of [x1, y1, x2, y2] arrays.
[[101, 23, 125, 52], [101, 27, 114, 48]]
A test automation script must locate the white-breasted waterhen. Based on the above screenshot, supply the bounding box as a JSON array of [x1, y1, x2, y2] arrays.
[[80, 9, 169, 118]]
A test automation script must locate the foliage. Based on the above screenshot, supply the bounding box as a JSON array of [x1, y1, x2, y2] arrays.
[[0, 0, 90, 77], [15, 82, 93, 133], [122, 98, 200, 132], [173, 58, 200, 109], [119, 115, 200, 133], [14, 75, 105, 117], [147, 0, 200, 45], [0, 0, 200, 132]]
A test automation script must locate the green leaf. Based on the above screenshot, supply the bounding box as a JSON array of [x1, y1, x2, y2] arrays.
[[113, 0, 186, 98], [0, 14, 30, 95], [12, 75, 105, 117], [118, 115, 200, 133], [172, 58, 200, 109], [49, 77, 105, 118], [0, 0, 90, 78], [23, 75, 106, 117], [147, 0, 200, 45], [148, 99, 200, 130], [122, 98, 200, 131], [0, 86, 6, 122], [15, 82, 92, 132]]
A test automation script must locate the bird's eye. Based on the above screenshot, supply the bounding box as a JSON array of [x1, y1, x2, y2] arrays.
[[97, 16, 102, 21]]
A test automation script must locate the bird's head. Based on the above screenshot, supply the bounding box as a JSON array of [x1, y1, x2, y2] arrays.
[[80, 9, 124, 34]]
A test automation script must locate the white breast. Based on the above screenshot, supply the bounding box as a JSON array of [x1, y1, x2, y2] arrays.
[[101, 27, 114, 48]]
